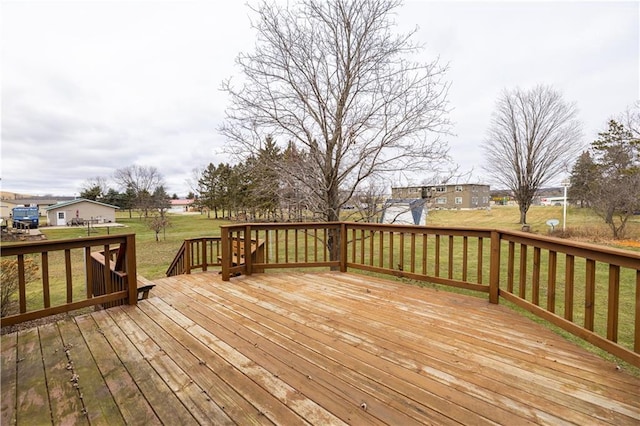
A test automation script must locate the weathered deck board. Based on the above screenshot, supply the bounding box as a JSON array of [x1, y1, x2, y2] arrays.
[[169, 279, 497, 424], [39, 322, 87, 425], [74, 313, 160, 425], [1, 332, 18, 425], [15, 327, 51, 425], [2, 271, 640, 425], [90, 309, 199, 425], [131, 301, 275, 425], [56, 316, 122, 425], [253, 273, 639, 423]]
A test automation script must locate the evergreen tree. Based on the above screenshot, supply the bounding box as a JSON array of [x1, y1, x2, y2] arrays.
[[569, 151, 597, 208], [101, 188, 124, 208], [80, 185, 102, 201], [588, 120, 640, 238], [198, 163, 221, 218], [246, 136, 282, 220]]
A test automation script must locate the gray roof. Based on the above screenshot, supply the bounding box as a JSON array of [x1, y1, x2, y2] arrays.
[[43, 198, 120, 211], [10, 197, 75, 205]]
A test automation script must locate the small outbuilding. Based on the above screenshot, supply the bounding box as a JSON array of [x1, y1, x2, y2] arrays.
[[44, 199, 119, 226], [380, 199, 428, 226]]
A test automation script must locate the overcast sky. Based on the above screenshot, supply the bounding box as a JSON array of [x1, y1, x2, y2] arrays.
[[1, 0, 638, 197]]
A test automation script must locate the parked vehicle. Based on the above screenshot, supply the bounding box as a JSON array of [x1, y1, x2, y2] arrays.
[[11, 206, 39, 229]]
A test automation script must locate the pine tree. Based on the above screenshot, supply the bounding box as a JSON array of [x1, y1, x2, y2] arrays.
[[569, 151, 597, 208], [588, 120, 640, 238]]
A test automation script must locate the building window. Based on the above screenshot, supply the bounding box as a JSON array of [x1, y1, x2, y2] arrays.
[[482, 197, 489, 204], [471, 197, 478, 205], [455, 185, 463, 192], [436, 197, 447, 204], [436, 186, 446, 193], [58, 212, 64, 219], [455, 197, 463, 204]]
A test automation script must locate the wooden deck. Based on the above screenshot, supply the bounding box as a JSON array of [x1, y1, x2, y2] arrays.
[[2, 272, 639, 425]]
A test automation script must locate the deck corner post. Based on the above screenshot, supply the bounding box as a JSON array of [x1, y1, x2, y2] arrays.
[[489, 230, 501, 304], [221, 226, 230, 281], [125, 234, 138, 305], [339, 222, 347, 272]]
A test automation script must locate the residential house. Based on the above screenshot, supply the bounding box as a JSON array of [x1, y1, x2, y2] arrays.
[[44, 199, 119, 226]]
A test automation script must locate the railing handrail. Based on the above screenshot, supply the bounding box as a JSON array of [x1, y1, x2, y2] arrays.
[[1, 234, 132, 256], [166, 240, 188, 276], [219, 222, 640, 266]]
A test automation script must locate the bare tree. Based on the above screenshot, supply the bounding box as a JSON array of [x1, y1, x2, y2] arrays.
[[348, 179, 388, 223], [620, 100, 640, 138], [79, 176, 108, 200], [113, 165, 165, 217], [221, 0, 450, 258], [482, 85, 583, 224]]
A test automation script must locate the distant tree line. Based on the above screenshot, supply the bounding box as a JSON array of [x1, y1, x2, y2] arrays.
[[194, 137, 317, 221], [192, 136, 391, 223]]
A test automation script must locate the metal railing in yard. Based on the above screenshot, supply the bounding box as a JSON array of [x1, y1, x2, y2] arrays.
[[211, 222, 640, 368], [1, 234, 137, 327]]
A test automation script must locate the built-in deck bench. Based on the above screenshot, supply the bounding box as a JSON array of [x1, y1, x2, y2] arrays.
[[136, 276, 156, 300], [218, 239, 264, 266]]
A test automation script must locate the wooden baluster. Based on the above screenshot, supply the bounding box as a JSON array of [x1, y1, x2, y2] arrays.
[[607, 264, 620, 342], [422, 233, 428, 275], [66, 249, 74, 304], [584, 259, 596, 331], [448, 235, 454, 279], [507, 241, 515, 293], [42, 252, 51, 308], [462, 236, 468, 282], [519, 244, 527, 299], [565, 254, 575, 321], [532, 247, 541, 306], [477, 237, 484, 284], [434, 234, 440, 277], [547, 251, 557, 313], [18, 254, 26, 314]]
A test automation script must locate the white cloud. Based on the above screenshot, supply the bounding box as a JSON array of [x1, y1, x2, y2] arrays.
[[1, 0, 638, 195]]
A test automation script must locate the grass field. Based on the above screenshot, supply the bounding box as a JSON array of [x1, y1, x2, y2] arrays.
[[33, 205, 639, 280]]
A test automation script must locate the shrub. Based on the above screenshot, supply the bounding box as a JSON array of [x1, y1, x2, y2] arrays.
[[1, 258, 39, 317]]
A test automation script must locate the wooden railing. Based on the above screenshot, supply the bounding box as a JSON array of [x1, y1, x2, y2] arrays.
[[166, 237, 223, 276], [217, 222, 640, 368], [1, 234, 137, 327], [220, 223, 342, 280]]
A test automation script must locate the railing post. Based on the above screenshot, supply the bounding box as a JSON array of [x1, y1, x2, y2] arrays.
[[221, 226, 230, 281], [340, 222, 347, 272], [125, 234, 138, 305], [489, 230, 500, 304]]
